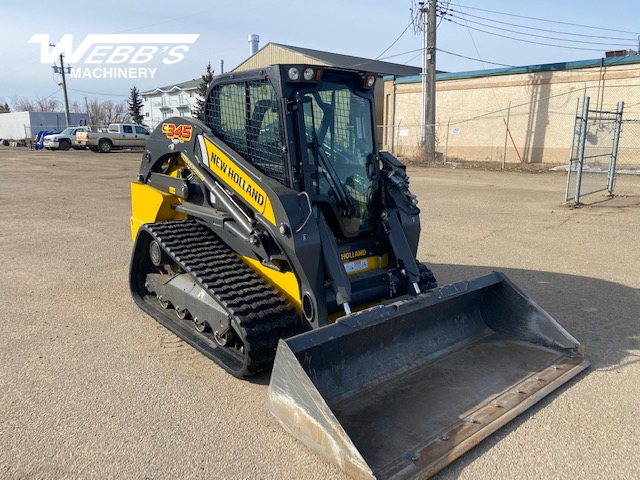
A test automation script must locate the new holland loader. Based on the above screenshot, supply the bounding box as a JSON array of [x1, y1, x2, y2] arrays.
[[129, 64, 588, 479]]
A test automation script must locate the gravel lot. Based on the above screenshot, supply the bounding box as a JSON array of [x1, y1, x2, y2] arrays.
[[1, 148, 638, 479]]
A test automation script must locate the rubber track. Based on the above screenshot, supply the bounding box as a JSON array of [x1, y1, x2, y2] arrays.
[[145, 220, 302, 375]]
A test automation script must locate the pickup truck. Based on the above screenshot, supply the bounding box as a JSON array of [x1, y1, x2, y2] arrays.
[[43, 126, 90, 150], [76, 123, 150, 153]]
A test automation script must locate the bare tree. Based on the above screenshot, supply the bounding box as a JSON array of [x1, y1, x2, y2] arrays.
[[101, 100, 130, 125], [10, 96, 35, 112], [69, 99, 84, 113], [34, 96, 61, 112], [9, 96, 60, 112], [86, 98, 130, 128]]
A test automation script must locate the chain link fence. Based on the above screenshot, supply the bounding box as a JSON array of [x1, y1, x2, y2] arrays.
[[383, 84, 640, 193]]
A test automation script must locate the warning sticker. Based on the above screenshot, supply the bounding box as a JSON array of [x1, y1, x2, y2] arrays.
[[344, 258, 369, 274]]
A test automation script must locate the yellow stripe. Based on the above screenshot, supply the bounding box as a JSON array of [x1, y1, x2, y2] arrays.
[[203, 137, 276, 225]]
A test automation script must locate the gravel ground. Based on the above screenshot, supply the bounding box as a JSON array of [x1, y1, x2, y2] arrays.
[[0, 148, 638, 479]]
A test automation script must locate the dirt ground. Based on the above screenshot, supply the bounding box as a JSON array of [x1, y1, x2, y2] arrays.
[[0, 147, 638, 479]]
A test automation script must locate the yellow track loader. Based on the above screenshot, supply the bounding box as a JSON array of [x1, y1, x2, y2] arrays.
[[129, 64, 588, 479]]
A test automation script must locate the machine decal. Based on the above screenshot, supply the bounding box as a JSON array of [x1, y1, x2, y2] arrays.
[[341, 249, 367, 261], [203, 137, 276, 225], [162, 123, 193, 142], [179, 153, 205, 182], [343, 258, 369, 274]]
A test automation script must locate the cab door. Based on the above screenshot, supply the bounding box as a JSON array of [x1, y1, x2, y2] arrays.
[[120, 125, 135, 147], [134, 125, 150, 147]]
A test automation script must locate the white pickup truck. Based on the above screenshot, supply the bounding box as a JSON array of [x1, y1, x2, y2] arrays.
[[76, 123, 150, 153], [43, 126, 90, 150]]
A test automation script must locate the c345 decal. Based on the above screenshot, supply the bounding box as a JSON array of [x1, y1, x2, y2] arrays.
[[162, 123, 193, 142]]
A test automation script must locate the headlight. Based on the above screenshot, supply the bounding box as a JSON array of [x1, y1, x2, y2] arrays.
[[287, 67, 299, 81], [303, 68, 315, 81], [365, 75, 376, 88]]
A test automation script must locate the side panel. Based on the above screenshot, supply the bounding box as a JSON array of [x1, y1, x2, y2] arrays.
[[240, 255, 302, 313], [130, 181, 187, 242]]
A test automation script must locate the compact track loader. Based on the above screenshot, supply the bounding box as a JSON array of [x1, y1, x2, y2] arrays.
[[129, 65, 587, 479]]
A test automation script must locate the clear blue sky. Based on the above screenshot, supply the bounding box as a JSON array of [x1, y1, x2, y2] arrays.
[[2, 0, 639, 106]]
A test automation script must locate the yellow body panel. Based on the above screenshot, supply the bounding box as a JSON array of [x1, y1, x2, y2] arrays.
[[202, 137, 276, 225], [130, 182, 188, 242], [240, 256, 302, 315]]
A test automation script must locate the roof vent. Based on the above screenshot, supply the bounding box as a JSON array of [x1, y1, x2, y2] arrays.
[[605, 49, 637, 58]]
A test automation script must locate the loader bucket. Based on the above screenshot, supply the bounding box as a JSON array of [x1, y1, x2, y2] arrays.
[[268, 272, 588, 479]]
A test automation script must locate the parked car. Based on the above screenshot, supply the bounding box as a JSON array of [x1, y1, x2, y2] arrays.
[[43, 127, 90, 150], [76, 123, 150, 153]]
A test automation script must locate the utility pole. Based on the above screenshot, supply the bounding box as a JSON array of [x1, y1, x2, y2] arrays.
[[51, 43, 71, 128], [84, 97, 91, 126], [418, 0, 437, 162], [419, 2, 427, 147], [425, 0, 437, 162]]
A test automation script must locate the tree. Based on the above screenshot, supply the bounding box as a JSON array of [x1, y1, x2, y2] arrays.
[[193, 61, 214, 121], [10, 96, 60, 112], [0, 102, 9, 113], [128, 86, 144, 125], [86, 98, 129, 128]]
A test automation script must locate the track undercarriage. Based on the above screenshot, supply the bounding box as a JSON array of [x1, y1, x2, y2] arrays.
[[129, 220, 302, 378]]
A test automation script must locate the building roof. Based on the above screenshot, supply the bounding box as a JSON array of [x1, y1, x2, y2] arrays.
[[265, 43, 422, 76], [391, 53, 640, 84], [143, 42, 425, 96], [141, 78, 200, 96]]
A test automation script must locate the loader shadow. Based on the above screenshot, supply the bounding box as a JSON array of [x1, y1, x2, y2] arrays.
[[427, 263, 639, 479]]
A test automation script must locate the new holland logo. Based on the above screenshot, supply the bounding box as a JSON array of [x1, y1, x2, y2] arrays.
[[341, 249, 368, 261], [203, 138, 275, 225]]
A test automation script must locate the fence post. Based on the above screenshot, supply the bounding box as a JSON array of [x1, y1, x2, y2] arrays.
[[565, 98, 581, 202], [443, 118, 450, 165], [502, 102, 511, 170], [607, 101, 624, 195], [574, 96, 590, 206]]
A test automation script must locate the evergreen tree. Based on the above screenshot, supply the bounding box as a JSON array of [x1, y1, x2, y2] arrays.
[[128, 86, 144, 125], [0, 102, 10, 113], [193, 62, 214, 121]]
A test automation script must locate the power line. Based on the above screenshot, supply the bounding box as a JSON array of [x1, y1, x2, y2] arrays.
[[454, 3, 640, 35], [68, 88, 129, 98], [444, 18, 608, 52], [447, 7, 638, 42], [445, 12, 635, 47], [450, 0, 489, 70], [43, 88, 62, 100], [437, 48, 515, 68], [375, 20, 413, 60], [377, 48, 424, 61]]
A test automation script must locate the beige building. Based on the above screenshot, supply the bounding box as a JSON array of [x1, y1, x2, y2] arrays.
[[234, 42, 421, 140], [143, 42, 420, 138], [383, 55, 640, 165]]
